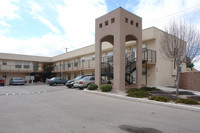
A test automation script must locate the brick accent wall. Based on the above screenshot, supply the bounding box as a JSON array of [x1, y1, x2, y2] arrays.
[[179, 71, 200, 91]]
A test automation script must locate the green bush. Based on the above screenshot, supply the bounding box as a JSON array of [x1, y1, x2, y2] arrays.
[[126, 88, 139, 93], [140, 86, 160, 92], [175, 98, 199, 105], [149, 96, 170, 102], [127, 90, 150, 98], [87, 83, 98, 90], [100, 84, 112, 92]]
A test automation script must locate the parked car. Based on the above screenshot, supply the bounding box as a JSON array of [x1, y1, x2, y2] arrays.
[[49, 77, 67, 86], [9, 77, 25, 85], [73, 76, 108, 89], [0, 78, 5, 86], [66, 75, 91, 88]]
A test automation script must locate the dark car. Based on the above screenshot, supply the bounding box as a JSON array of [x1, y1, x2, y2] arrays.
[[9, 77, 25, 85], [0, 78, 5, 86], [49, 77, 67, 86], [66, 75, 91, 88]]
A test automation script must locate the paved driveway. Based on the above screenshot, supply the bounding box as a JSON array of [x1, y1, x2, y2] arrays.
[[0, 85, 200, 133]]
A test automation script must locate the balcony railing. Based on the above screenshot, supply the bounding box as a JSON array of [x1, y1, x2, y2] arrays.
[[143, 49, 156, 62], [0, 65, 35, 73], [52, 59, 95, 72], [0, 64, 51, 73]]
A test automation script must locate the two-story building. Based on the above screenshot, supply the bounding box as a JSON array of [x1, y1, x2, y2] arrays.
[[0, 26, 186, 87]]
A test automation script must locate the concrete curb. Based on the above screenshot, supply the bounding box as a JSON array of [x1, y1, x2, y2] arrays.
[[84, 89, 200, 112]]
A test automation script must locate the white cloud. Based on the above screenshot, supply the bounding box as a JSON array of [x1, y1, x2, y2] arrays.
[[134, 0, 200, 30], [0, 21, 11, 27], [134, 0, 200, 70], [0, 0, 107, 57], [36, 15, 60, 34], [28, 0, 60, 34], [0, 0, 19, 19], [0, 33, 67, 56], [56, 0, 107, 50]]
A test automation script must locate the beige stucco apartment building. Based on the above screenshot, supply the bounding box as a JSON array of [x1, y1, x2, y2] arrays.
[[0, 8, 186, 88], [0, 26, 186, 87]]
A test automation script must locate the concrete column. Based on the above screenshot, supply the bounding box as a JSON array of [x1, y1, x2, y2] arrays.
[[136, 39, 142, 88], [95, 40, 101, 87], [113, 35, 125, 90]]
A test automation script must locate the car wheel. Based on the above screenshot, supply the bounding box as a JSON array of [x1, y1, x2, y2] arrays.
[[53, 82, 57, 86], [68, 86, 71, 88]]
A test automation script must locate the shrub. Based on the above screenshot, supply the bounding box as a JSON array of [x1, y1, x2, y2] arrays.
[[149, 96, 170, 102], [175, 98, 199, 105], [127, 90, 150, 98], [100, 84, 112, 92], [126, 88, 139, 93], [87, 83, 98, 90], [140, 86, 160, 92]]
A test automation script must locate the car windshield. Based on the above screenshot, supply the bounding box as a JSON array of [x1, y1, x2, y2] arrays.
[[14, 77, 22, 80], [74, 76, 83, 80], [50, 77, 56, 80], [82, 77, 89, 80]]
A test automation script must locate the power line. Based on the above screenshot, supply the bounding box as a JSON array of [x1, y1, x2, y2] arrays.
[[144, 4, 200, 24]]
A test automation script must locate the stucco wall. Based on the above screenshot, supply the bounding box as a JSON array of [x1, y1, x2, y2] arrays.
[[179, 71, 200, 91], [0, 72, 29, 84]]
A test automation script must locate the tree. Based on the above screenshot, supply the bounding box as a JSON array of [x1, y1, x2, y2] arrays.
[[186, 56, 194, 70], [160, 19, 200, 97]]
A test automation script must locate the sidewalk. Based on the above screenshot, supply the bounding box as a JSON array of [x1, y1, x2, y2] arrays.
[[157, 86, 200, 96], [84, 86, 200, 112]]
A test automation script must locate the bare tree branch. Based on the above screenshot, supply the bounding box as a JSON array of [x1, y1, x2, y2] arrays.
[[160, 19, 200, 97]]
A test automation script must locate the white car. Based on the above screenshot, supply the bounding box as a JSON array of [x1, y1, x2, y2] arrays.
[[73, 76, 107, 89]]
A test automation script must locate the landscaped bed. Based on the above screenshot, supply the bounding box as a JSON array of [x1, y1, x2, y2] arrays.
[[126, 87, 200, 105]]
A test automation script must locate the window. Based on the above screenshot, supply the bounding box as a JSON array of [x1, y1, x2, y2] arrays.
[[136, 22, 139, 27], [142, 44, 147, 51], [111, 18, 115, 23], [15, 62, 21, 68], [105, 21, 108, 26], [90, 77, 95, 80], [74, 59, 79, 67], [125, 17, 128, 23], [24, 62, 29, 69], [92, 55, 95, 60], [130, 20, 134, 25], [82, 57, 85, 62], [67, 62, 71, 68], [99, 23, 102, 28], [107, 52, 113, 62], [2, 60, 7, 65], [102, 54, 104, 63]]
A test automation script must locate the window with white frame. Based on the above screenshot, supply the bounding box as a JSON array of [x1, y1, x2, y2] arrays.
[[15, 62, 21, 68], [24, 62, 29, 69]]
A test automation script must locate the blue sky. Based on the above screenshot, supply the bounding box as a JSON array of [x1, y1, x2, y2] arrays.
[[0, 0, 200, 69]]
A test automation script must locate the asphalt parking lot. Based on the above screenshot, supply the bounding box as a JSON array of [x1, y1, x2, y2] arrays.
[[0, 84, 200, 133]]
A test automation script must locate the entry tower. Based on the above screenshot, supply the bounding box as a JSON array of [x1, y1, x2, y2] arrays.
[[95, 8, 142, 90]]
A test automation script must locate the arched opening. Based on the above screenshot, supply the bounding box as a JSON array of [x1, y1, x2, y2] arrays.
[[100, 35, 114, 84], [125, 34, 138, 85]]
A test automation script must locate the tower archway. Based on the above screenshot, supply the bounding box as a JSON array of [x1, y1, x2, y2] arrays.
[[95, 8, 142, 90]]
